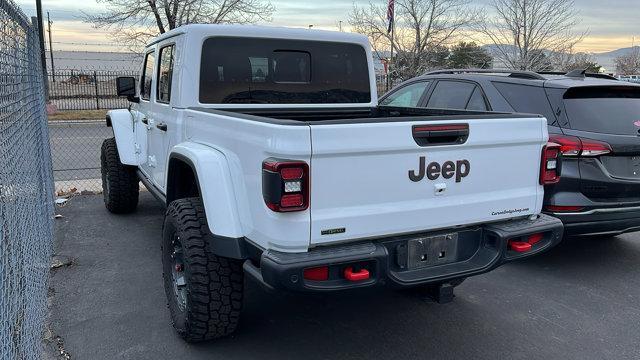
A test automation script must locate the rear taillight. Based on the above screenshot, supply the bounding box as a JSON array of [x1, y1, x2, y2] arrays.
[[549, 135, 612, 157], [262, 159, 309, 212], [540, 143, 561, 185]]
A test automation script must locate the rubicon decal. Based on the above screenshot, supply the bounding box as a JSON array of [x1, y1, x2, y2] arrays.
[[409, 156, 470, 183]]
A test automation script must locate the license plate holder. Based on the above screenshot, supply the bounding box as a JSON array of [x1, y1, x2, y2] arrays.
[[406, 233, 459, 270]]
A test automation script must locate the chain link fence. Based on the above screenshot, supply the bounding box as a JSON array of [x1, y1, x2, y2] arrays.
[[48, 69, 138, 110], [51, 120, 112, 194], [0, 0, 55, 359]]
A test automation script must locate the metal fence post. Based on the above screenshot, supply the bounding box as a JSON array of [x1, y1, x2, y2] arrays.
[[31, 16, 49, 100], [94, 71, 100, 109]]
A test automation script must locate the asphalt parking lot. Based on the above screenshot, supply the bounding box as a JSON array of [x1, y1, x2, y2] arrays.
[[48, 193, 640, 360]]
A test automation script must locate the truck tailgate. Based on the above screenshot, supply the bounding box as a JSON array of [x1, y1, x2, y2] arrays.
[[309, 117, 546, 245]]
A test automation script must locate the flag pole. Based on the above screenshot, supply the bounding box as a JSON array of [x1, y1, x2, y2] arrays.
[[388, 20, 394, 91], [386, 0, 395, 92]]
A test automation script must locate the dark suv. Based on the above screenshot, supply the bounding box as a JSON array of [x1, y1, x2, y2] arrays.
[[380, 69, 640, 237]]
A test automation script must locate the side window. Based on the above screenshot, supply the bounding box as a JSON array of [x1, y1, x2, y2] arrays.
[[492, 82, 556, 123], [380, 81, 430, 107], [427, 81, 476, 110], [140, 51, 155, 101], [466, 87, 488, 111], [157, 45, 175, 103]]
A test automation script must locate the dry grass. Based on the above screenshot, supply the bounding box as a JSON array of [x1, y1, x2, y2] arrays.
[[48, 110, 108, 121]]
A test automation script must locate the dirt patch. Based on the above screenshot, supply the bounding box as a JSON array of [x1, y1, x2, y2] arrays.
[[48, 110, 108, 121]]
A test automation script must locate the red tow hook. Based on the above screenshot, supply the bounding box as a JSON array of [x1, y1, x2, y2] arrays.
[[508, 233, 545, 253], [508, 241, 532, 253], [344, 267, 370, 282]]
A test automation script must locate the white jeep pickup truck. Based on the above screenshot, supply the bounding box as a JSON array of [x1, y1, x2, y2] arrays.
[[103, 24, 563, 342]]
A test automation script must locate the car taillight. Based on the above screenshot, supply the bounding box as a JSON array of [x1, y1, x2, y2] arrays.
[[581, 138, 613, 156], [544, 205, 585, 213], [548, 134, 612, 157], [540, 143, 561, 185], [262, 159, 309, 212]]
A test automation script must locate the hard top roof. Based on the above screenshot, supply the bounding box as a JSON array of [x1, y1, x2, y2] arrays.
[[146, 24, 370, 48]]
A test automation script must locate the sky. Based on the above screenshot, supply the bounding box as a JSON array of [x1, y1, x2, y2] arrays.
[[16, 0, 640, 53]]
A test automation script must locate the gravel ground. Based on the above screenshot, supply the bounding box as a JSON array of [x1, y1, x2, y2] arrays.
[[47, 193, 640, 360]]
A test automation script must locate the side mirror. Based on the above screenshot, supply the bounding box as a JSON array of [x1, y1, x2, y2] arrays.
[[116, 76, 139, 103]]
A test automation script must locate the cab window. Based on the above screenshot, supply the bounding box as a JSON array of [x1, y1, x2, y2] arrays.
[[200, 37, 371, 104], [380, 81, 430, 107], [157, 45, 175, 103], [140, 51, 155, 101]]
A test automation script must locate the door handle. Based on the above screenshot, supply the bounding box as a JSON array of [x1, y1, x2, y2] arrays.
[[156, 123, 167, 131], [412, 124, 469, 146], [141, 117, 148, 125]]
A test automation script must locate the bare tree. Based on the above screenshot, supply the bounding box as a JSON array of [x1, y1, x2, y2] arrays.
[[615, 47, 640, 75], [85, 0, 275, 49], [349, 0, 480, 81], [479, 0, 586, 71], [549, 45, 600, 72]]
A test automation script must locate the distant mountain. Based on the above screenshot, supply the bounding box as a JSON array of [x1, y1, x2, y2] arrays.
[[593, 46, 639, 72], [481, 44, 638, 73], [596, 46, 639, 58]]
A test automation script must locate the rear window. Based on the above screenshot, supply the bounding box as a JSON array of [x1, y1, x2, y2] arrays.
[[199, 37, 371, 104], [561, 86, 640, 135], [492, 82, 556, 124]]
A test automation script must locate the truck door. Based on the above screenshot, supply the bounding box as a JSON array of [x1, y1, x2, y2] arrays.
[[136, 50, 155, 180], [146, 42, 177, 191]]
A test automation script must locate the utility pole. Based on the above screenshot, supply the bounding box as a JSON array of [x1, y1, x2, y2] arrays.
[[339, 21, 343, 32], [34, 0, 48, 99], [47, 12, 55, 82]]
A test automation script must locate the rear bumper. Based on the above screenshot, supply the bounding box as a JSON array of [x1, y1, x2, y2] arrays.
[[244, 214, 563, 292], [543, 156, 640, 237], [549, 206, 640, 237]]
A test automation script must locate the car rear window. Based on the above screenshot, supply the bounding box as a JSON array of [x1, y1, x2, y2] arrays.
[[492, 82, 556, 124], [199, 37, 371, 104], [561, 86, 640, 135]]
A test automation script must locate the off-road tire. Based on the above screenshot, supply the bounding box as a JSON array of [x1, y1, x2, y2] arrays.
[[162, 197, 244, 342], [100, 137, 139, 213]]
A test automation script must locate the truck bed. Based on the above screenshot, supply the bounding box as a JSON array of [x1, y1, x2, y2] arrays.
[[183, 105, 548, 249], [189, 105, 535, 123]]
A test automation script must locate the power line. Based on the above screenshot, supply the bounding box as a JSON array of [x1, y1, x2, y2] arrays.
[[19, 7, 90, 15]]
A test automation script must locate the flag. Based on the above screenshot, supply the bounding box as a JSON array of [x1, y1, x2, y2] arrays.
[[387, 0, 395, 34]]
